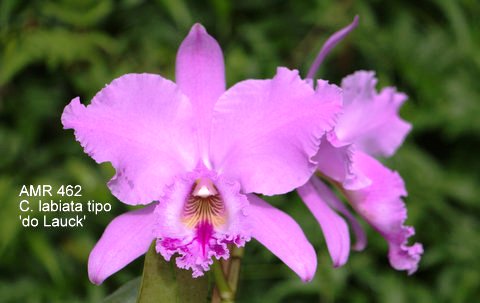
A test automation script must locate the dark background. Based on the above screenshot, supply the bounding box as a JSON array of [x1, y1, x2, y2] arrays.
[[0, 0, 479, 302]]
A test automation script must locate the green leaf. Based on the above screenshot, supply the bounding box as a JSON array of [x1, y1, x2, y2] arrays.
[[0, 28, 118, 85], [41, 0, 113, 28], [28, 233, 64, 285], [103, 277, 141, 303], [136, 242, 209, 303], [155, 0, 192, 31]]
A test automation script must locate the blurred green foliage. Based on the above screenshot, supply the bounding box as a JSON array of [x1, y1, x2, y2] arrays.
[[1, 0, 479, 302]]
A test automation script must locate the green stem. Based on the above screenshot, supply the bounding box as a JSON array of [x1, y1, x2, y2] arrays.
[[227, 246, 244, 295], [211, 246, 245, 303], [212, 260, 233, 303]]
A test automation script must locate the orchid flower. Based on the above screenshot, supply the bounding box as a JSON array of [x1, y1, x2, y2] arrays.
[[298, 17, 423, 273], [62, 24, 342, 284]]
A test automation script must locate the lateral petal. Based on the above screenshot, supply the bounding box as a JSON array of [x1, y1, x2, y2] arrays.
[[62, 74, 198, 205], [297, 179, 351, 267], [247, 194, 317, 282], [345, 152, 423, 274], [211, 68, 341, 195], [336, 71, 411, 157], [176, 23, 225, 159], [88, 203, 157, 284]]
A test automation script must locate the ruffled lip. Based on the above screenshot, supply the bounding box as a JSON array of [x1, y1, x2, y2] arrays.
[[153, 164, 251, 277]]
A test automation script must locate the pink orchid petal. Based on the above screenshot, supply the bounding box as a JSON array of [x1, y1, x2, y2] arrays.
[[315, 134, 371, 191], [297, 179, 350, 267], [336, 71, 411, 157], [306, 16, 359, 79], [211, 67, 341, 195], [309, 176, 367, 251], [176, 23, 225, 159], [247, 194, 317, 282], [62, 74, 198, 205], [88, 203, 157, 284], [345, 152, 423, 274]]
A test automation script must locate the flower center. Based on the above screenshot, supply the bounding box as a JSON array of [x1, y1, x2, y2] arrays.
[[182, 178, 226, 228]]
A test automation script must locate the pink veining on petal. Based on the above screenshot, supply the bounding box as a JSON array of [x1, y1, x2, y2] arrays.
[[345, 152, 423, 274]]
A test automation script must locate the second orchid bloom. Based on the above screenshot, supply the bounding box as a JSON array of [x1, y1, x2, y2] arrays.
[[62, 20, 422, 284]]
